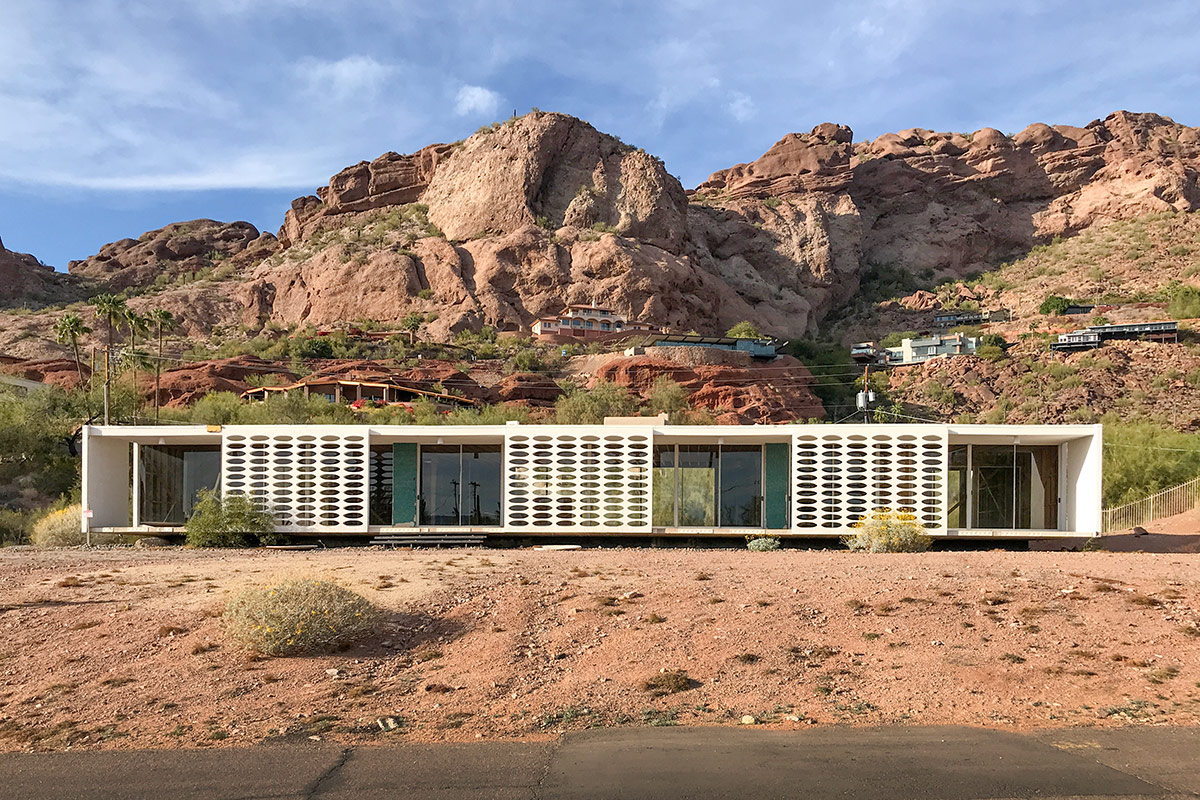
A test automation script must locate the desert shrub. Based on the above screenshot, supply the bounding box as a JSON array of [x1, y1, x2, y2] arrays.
[[185, 491, 277, 548], [646, 376, 689, 421], [506, 348, 545, 373], [1167, 284, 1200, 320], [640, 669, 693, 696], [1102, 420, 1200, 505], [554, 381, 639, 424], [879, 331, 918, 348], [979, 333, 1006, 348], [843, 508, 932, 553], [725, 321, 763, 339], [746, 536, 780, 552], [31, 506, 84, 548], [975, 344, 1005, 362], [1038, 295, 1072, 315], [223, 578, 381, 656]]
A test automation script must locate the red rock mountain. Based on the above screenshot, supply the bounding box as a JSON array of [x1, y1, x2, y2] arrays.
[[2, 109, 1197, 357]]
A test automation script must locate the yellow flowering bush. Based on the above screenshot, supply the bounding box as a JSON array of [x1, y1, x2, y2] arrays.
[[842, 508, 933, 553], [223, 577, 381, 656]]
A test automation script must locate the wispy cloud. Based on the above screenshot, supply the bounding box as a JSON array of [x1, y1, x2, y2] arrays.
[[454, 85, 502, 117], [299, 55, 397, 100]]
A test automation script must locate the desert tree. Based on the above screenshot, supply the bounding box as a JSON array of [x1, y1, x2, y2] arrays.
[[89, 294, 127, 424], [52, 312, 91, 392], [149, 308, 178, 421]]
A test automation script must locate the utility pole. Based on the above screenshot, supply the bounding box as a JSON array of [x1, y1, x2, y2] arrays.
[[856, 362, 877, 423]]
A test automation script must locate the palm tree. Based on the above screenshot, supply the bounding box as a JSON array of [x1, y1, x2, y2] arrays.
[[149, 308, 177, 422], [123, 308, 150, 422], [53, 312, 91, 391], [90, 294, 127, 424]]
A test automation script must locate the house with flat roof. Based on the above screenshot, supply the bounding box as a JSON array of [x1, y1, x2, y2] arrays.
[[81, 422, 1102, 541], [240, 376, 476, 409], [883, 332, 978, 366], [1051, 320, 1178, 352]]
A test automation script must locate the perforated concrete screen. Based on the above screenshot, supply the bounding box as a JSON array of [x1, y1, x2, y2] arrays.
[[792, 427, 947, 532], [504, 428, 652, 531], [222, 428, 369, 532]]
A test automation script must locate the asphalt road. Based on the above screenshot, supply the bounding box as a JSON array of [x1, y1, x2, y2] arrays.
[[1, 725, 1196, 800]]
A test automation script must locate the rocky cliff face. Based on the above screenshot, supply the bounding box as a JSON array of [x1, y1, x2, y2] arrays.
[[0, 236, 89, 309], [68, 220, 277, 292], [701, 111, 1199, 281], [38, 109, 1200, 348]]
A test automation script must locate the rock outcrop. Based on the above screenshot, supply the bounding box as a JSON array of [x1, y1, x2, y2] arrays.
[[700, 111, 1200, 281], [69, 220, 277, 292], [0, 235, 90, 309], [593, 354, 824, 424], [152, 356, 297, 408]]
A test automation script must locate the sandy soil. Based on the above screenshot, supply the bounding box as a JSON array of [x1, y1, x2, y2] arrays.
[[0, 545, 1197, 752]]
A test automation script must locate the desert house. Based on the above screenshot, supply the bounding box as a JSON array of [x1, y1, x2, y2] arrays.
[[532, 304, 660, 342], [82, 421, 1101, 541]]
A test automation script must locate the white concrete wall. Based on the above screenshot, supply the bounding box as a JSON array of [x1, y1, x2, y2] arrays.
[[81, 428, 130, 530], [1065, 428, 1104, 534]]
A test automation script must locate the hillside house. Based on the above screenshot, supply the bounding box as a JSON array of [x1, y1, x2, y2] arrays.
[[532, 305, 660, 342]]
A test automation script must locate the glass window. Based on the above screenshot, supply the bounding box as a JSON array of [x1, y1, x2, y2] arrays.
[[419, 445, 502, 526], [652, 445, 676, 526], [1017, 446, 1058, 529], [139, 445, 220, 526], [971, 445, 1015, 528], [947, 444, 967, 528], [719, 446, 762, 526], [965, 444, 1059, 530], [420, 445, 461, 525], [462, 446, 502, 525], [677, 445, 718, 526]]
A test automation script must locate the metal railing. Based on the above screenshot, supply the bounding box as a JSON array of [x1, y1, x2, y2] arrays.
[[1101, 474, 1200, 532]]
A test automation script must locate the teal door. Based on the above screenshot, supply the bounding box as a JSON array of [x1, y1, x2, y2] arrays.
[[392, 443, 418, 526]]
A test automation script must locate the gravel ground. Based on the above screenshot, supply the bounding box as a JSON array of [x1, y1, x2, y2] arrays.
[[0, 545, 1197, 752]]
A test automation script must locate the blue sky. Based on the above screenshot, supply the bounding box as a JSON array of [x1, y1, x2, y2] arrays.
[[2, 0, 1198, 270]]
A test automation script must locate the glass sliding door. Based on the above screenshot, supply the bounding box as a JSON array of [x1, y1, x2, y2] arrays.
[[420, 445, 462, 525], [139, 445, 220, 526], [971, 445, 1016, 529], [947, 444, 968, 528], [677, 445, 718, 526], [462, 445, 502, 525], [652, 445, 676, 526], [419, 444, 502, 526], [719, 446, 762, 526], [959, 443, 1060, 530], [653, 444, 764, 528], [1016, 446, 1059, 530]]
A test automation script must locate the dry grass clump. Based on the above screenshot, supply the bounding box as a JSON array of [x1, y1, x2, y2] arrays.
[[843, 509, 932, 553], [223, 577, 381, 656], [640, 669, 693, 697], [31, 507, 84, 548]]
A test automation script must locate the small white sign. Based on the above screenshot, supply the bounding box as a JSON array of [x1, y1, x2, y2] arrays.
[[83, 509, 94, 519]]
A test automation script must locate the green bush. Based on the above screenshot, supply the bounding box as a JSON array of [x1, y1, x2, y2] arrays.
[[31, 507, 84, 548], [843, 509, 932, 553], [223, 578, 381, 656], [185, 491, 278, 548], [725, 321, 763, 339], [554, 381, 639, 424], [1038, 295, 1072, 315], [746, 536, 780, 552], [879, 331, 918, 348], [975, 344, 1005, 361], [1102, 420, 1200, 506], [1166, 285, 1200, 319], [979, 333, 1006, 348]]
